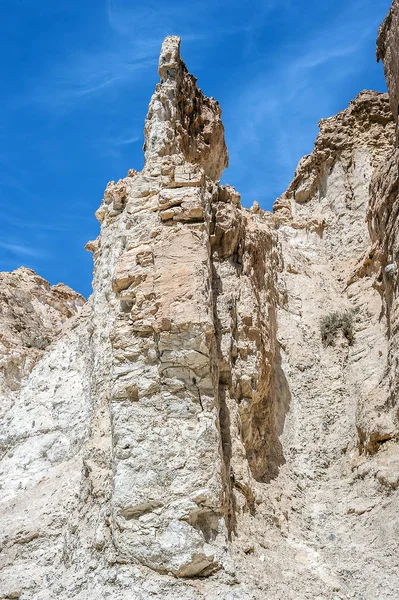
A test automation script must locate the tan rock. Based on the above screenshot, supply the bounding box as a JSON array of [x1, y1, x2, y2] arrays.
[[144, 36, 228, 181], [0, 267, 84, 393], [377, 0, 399, 129]]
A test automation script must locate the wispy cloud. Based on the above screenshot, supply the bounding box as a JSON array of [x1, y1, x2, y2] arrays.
[[31, 52, 156, 113], [22, 0, 281, 116], [2, 213, 81, 234], [0, 241, 45, 259], [0, 172, 36, 196], [113, 134, 141, 146], [25, 0, 193, 114], [223, 0, 390, 207]]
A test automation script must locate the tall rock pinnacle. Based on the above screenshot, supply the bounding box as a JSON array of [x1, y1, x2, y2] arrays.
[[81, 36, 281, 581], [143, 36, 228, 181], [90, 35, 247, 579]]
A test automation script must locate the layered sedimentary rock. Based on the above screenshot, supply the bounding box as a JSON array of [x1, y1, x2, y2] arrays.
[[0, 267, 84, 394], [370, 0, 399, 455], [2, 8, 399, 599], [275, 89, 397, 455]]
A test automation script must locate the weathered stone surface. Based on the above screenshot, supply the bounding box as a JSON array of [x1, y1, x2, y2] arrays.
[[269, 82, 399, 599], [274, 90, 395, 222], [0, 267, 85, 393], [2, 13, 399, 599], [377, 0, 399, 128], [144, 36, 228, 181]]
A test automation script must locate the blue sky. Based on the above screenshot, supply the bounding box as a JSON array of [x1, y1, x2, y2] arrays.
[[0, 0, 392, 297]]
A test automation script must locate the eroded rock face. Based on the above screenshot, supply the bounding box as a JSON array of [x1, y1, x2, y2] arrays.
[[90, 37, 280, 578], [274, 90, 394, 219], [144, 36, 228, 181], [269, 85, 399, 598], [2, 16, 399, 600], [0, 267, 85, 393], [367, 0, 399, 455], [377, 0, 399, 128]]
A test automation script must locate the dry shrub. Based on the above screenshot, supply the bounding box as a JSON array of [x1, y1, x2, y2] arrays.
[[320, 309, 355, 346]]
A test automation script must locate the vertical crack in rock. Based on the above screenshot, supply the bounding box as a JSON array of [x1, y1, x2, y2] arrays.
[[209, 229, 236, 537], [210, 189, 290, 490]]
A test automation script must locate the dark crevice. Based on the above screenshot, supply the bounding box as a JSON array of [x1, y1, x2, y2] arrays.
[[357, 427, 394, 454], [210, 213, 237, 538]]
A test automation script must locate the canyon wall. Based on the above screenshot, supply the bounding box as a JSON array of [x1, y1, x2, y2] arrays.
[[1, 6, 399, 599]]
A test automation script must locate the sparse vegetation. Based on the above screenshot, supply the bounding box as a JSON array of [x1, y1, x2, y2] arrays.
[[28, 336, 52, 350], [320, 309, 357, 346]]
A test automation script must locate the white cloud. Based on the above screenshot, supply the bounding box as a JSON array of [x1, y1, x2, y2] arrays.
[[222, 0, 391, 207], [0, 241, 45, 259], [114, 134, 142, 146], [22, 0, 281, 115]]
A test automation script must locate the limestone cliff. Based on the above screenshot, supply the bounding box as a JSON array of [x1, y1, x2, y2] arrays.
[[1, 8, 399, 600]]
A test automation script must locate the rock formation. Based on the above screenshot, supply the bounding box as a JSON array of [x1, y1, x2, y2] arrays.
[[0, 266, 84, 394], [377, 0, 399, 132], [2, 6, 399, 599]]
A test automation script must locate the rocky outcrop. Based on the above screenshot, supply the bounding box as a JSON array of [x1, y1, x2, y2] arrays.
[[269, 83, 399, 598], [274, 90, 394, 222], [144, 36, 228, 181], [0, 37, 284, 598], [366, 0, 399, 454], [377, 0, 399, 129], [2, 6, 399, 598], [91, 36, 282, 579], [0, 267, 84, 393]]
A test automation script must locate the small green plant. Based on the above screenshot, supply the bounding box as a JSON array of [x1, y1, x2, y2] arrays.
[[29, 336, 52, 350], [320, 309, 356, 346]]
